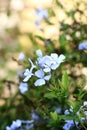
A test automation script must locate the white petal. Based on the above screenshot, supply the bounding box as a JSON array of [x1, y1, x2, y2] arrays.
[[34, 79, 45, 86], [23, 75, 31, 82], [36, 49, 43, 57], [28, 58, 36, 69], [51, 53, 58, 60], [44, 75, 51, 81], [24, 69, 30, 76], [57, 54, 65, 63], [35, 69, 44, 78], [51, 63, 59, 70], [43, 67, 51, 72]]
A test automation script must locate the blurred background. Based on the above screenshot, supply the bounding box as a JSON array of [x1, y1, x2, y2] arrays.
[[0, 0, 87, 129]]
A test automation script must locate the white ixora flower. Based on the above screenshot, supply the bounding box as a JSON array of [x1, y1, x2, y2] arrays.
[[19, 82, 28, 94], [34, 69, 51, 86]]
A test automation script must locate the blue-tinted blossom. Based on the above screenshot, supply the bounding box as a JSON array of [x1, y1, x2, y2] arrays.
[[36, 49, 43, 58], [19, 82, 28, 94], [34, 21, 40, 26], [64, 107, 73, 115], [77, 101, 87, 121], [34, 6, 48, 20], [23, 69, 33, 82], [31, 110, 40, 121], [63, 120, 78, 130], [22, 120, 34, 130], [50, 53, 65, 70], [78, 42, 87, 50], [23, 59, 36, 82], [6, 120, 34, 130], [6, 119, 22, 130], [18, 52, 25, 61], [36, 49, 65, 72], [55, 107, 62, 114], [34, 69, 51, 86]]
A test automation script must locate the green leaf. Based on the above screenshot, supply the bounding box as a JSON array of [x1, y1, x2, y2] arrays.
[[44, 92, 57, 99], [35, 35, 45, 42], [59, 34, 67, 48], [50, 111, 58, 121], [62, 72, 69, 90], [58, 72, 69, 91]]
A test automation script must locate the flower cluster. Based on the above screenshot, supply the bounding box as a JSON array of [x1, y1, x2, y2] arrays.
[[63, 101, 87, 130], [20, 49, 65, 92], [6, 119, 34, 130]]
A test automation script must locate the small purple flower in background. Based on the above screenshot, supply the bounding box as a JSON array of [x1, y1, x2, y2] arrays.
[[19, 82, 28, 94], [22, 120, 34, 130], [31, 110, 40, 121], [63, 120, 78, 130], [34, 6, 48, 20], [34, 20, 40, 26], [34, 69, 51, 86], [6, 119, 22, 130], [78, 42, 87, 50], [6, 119, 34, 130], [18, 52, 25, 61]]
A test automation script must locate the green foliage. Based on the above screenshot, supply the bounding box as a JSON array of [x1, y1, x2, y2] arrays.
[[1, 0, 87, 129]]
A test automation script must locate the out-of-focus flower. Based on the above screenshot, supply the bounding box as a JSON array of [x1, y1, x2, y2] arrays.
[[22, 120, 34, 130], [6, 119, 22, 130], [34, 69, 51, 86], [34, 20, 40, 26], [83, 101, 87, 106], [34, 6, 48, 20], [36, 49, 43, 57], [19, 82, 28, 93], [63, 120, 78, 130], [78, 42, 87, 50], [6, 119, 34, 130], [18, 52, 25, 61], [31, 110, 40, 121]]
